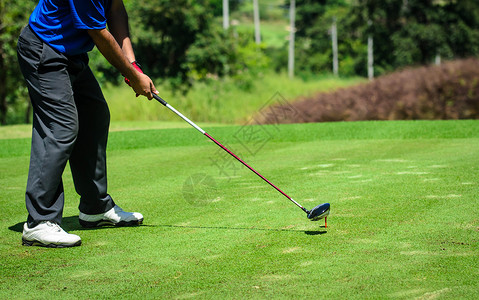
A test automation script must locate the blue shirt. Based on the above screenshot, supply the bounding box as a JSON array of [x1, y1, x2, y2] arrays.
[[29, 0, 112, 55]]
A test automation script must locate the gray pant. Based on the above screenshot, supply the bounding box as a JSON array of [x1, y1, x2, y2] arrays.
[[17, 25, 115, 228]]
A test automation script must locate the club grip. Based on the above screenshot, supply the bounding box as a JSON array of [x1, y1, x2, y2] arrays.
[[153, 94, 168, 106]]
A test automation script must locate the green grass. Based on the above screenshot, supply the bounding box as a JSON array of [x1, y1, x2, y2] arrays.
[[1, 120, 478, 298], [102, 72, 364, 124], [235, 21, 289, 48], [0, 121, 226, 140]]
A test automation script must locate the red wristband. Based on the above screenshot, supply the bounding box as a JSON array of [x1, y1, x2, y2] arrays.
[[131, 61, 143, 74], [124, 61, 143, 86]]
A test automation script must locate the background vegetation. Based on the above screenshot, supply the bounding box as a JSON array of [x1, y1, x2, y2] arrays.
[[260, 58, 479, 123], [1, 0, 479, 124]]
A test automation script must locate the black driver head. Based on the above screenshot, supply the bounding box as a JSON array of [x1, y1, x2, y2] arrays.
[[307, 203, 330, 221]]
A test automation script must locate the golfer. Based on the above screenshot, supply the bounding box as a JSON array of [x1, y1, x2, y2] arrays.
[[17, 0, 157, 247]]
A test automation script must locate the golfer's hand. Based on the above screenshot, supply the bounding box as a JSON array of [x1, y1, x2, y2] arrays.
[[129, 73, 158, 100]]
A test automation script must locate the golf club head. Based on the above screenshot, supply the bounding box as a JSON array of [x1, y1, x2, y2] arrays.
[[307, 203, 330, 221]]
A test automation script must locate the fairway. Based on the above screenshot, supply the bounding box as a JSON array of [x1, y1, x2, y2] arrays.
[[1, 120, 478, 298]]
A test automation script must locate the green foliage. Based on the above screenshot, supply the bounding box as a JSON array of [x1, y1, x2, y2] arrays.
[[350, 0, 479, 74], [0, 0, 35, 124], [119, 0, 270, 92], [292, 0, 479, 76], [185, 25, 269, 89], [3, 0, 479, 124], [208, 0, 243, 17], [235, 0, 286, 21], [102, 72, 363, 124], [293, 0, 363, 76], [125, 0, 212, 89]]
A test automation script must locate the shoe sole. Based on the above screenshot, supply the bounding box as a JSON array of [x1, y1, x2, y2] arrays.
[[22, 238, 81, 248], [79, 218, 144, 228]]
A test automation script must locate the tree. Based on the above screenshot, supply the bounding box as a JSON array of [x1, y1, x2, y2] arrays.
[[350, 0, 479, 74], [0, 0, 35, 124], [126, 0, 267, 91], [291, 0, 355, 75]]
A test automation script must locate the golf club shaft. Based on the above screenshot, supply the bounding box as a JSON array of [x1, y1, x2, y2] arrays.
[[153, 94, 309, 214]]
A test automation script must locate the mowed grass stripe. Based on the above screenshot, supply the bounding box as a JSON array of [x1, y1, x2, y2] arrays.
[[1, 120, 478, 158], [0, 120, 478, 298]]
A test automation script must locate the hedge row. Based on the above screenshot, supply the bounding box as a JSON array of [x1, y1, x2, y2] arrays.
[[259, 58, 479, 124]]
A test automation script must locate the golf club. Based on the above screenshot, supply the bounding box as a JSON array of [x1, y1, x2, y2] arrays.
[[153, 94, 330, 226]]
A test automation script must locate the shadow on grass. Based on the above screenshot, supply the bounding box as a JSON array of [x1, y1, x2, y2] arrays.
[[9, 216, 327, 236], [8, 216, 121, 233], [154, 224, 327, 235]]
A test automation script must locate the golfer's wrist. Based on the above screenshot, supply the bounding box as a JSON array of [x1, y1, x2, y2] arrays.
[[131, 61, 143, 73], [123, 60, 137, 75], [124, 64, 138, 80]]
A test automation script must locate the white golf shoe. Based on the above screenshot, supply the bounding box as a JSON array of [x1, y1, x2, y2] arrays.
[[79, 205, 143, 228], [22, 221, 81, 248]]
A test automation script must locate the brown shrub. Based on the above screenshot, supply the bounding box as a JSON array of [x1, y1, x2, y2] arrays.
[[258, 58, 479, 124]]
